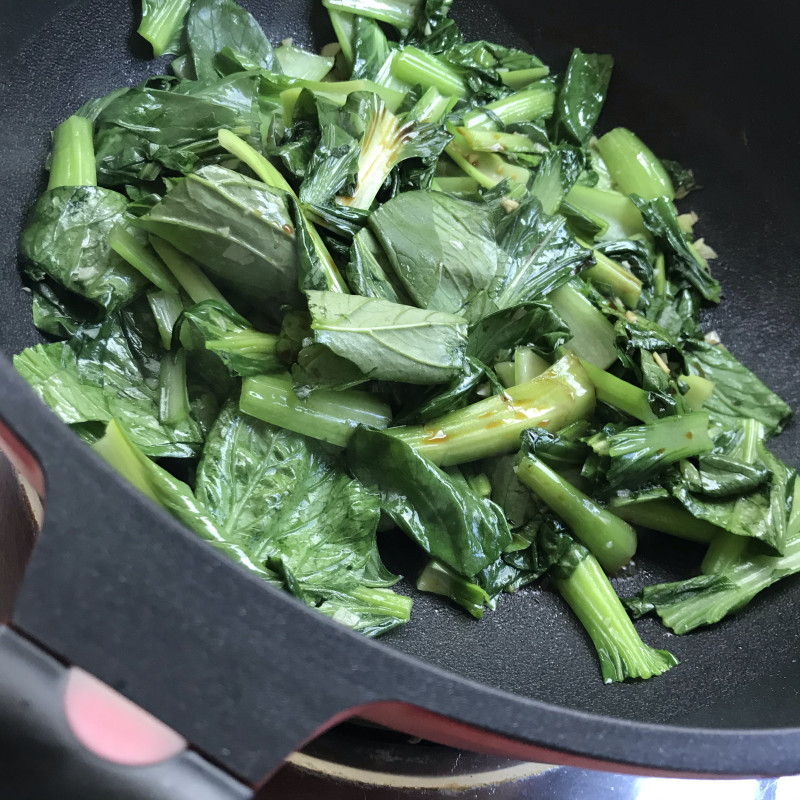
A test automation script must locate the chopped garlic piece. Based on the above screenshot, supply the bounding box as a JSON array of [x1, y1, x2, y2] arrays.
[[500, 197, 520, 214], [694, 238, 718, 260], [677, 211, 699, 233]]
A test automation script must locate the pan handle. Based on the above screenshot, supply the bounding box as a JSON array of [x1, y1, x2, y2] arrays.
[[0, 625, 253, 800], [0, 358, 376, 788]]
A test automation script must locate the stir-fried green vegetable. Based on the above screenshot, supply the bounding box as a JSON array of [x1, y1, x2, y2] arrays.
[[13, 0, 796, 683]]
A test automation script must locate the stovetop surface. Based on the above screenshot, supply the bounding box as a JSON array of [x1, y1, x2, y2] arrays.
[[266, 722, 800, 798]]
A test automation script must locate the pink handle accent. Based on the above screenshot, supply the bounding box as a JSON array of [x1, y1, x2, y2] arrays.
[[64, 668, 187, 766], [0, 421, 45, 499]]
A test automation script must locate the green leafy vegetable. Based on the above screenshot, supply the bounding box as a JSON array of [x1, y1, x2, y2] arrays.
[[417, 559, 492, 618], [305, 290, 468, 384], [93, 81, 259, 185], [516, 439, 637, 573], [369, 189, 501, 321], [555, 540, 678, 682], [389, 353, 595, 466], [20, 187, 147, 311], [348, 426, 512, 576], [11, 0, 797, 682], [682, 340, 793, 438], [632, 195, 721, 303], [555, 49, 613, 145], [598, 413, 714, 490], [493, 197, 590, 308], [197, 404, 389, 588], [136, 165, 302, 305], [186, 0, 276, 81], [241, 373, 392, 446], [182, 299, 282, 377], [596, 128, 674, 200], [15, 311, 203, 457], [625, 477, 800, 633]]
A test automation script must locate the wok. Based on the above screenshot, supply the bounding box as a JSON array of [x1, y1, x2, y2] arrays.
[[0, 0, 798, 796]]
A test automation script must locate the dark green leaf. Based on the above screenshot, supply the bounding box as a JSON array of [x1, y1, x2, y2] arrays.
[[682, 454, 769, 498], [350, 15, 392, 81], [94, 83, 259, 185], [136, 165, 302, 306], [186, 0, 276, 82], [347, 427, 512, 577], [631, 195, 721, 303], [492, 196, 591, 308], [671, 443, 795, 554], [404, 0, 462, 52], [468, 300, 569, 362], [20, 187, 146, 311], [682, 340, 792, 437], [291, 343, 368, 395], [29, 279, 103, 338], [345, 227, 412, 303], [391, 356, 485, 425], [555, 49, 614, 145], [440, 40, 546, 98], [662, 159, 700, 199], [369, 189, 501, 322], [196, 403, 396, 594], [299, 113, 360, 207], [305, 290, 468, 384], [15, 311, 204, 457]]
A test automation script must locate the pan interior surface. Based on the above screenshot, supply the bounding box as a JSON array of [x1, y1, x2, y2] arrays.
[[0, 0, 798, 734]]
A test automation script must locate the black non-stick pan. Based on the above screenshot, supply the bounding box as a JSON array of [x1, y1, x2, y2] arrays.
[[1, 0, 799, 796]]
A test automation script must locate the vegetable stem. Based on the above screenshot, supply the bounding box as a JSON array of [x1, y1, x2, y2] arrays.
[[701, 532, 751, 575], [147, 290, 185, 349], [457, 127, 545, 154], [548, 282, 617, 369], [500, 66, 550, 89], [410, 87, 456, 125], [327, 8, 354, 66], [580, 360, 656, 423], [391, 46, 467, 96], [556, 550, 678, 681], [159, 349, 190, 425], [149, 236, 229, 305], [517, 453, 637, 572], [48, 115, 96, 189], [417, 560, 491, 619], [205, 331, 279, 360], [565, 184, 646, 241], [241, 374, 392, 447], [596, 128, 674, 200], [389, 353, 595, 467], [514, 347, 549, 385], [108, 226, 179, 293], [608, 496, 720, 543], [581, 248, 642, 308], [137, 0, 191, 57], [462, 85, 556, 129]]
